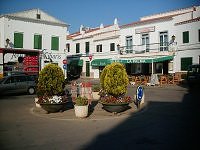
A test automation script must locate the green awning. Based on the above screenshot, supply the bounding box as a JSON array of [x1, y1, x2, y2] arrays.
[[112, 55, 174, 64], [91, 59, 111, 66], [69, 59, 83, 66]]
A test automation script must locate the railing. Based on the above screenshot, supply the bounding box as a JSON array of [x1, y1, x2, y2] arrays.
[[118, 42, 172, 55]]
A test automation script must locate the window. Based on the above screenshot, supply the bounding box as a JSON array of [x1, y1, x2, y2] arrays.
[[14, 32, 23, 48], [198, 29, 200, 42], [110, 43, 115, 51], [85, 42, 90, 54], [160, 31, 168, 51], [36, 14, 41, 19], [142, 34, 149, 52], [76, 43, 80, 53], [66, 43, 70, 52], [183, 31, 189, 43], [181, 57, 192, 71], [96, 44, 102, 52], [34, 34, 42, 49], [126, 36, 133, 53], [51, 36, 59, 50]]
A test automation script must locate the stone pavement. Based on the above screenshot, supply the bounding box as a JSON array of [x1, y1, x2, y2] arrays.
[[1, 83, 199, 150]]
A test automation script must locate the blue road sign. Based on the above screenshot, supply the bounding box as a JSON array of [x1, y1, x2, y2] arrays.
[[63, 64, 67, 70], [136, 86, 144, 102]]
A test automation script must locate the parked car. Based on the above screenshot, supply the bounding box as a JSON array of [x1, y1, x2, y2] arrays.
[[187, 64, 200, 87], [0, 74, 36, 95]]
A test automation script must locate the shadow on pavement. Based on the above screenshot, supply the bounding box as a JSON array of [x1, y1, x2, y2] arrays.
[[82, 86, 200, 150]]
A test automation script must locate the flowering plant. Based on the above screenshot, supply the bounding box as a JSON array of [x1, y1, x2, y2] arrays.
[[37, 95, 68, 104], [99, 93, 132, 105]]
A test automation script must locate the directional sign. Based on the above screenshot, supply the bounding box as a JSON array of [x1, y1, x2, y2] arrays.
[[136, 86, 144, 102], [63, 64, 67, 70]]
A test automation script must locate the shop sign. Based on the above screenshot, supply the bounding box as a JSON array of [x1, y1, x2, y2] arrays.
[[135, 26, 155, 34], [43, 52, 62, 60]]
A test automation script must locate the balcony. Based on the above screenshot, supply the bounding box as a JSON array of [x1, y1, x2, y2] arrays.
[[118, 42, 172, 55]]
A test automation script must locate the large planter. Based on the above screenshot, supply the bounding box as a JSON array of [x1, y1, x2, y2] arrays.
[[40, 102, 68, 113], [100, 102, 130, 113], [74, 105, 88, 118]]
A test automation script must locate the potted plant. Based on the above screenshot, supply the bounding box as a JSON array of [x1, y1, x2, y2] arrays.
[[36, 64, 68, 113], [99, 62, 132, 113], [92, 84, 101, 100], [74, 96, 89, 118]]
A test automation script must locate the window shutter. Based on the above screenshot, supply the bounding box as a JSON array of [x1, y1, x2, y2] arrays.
[[181, 57, 192, 71], [183, 31, 189, 43], [34, 35, 42, 49], [51, 37, 59, 50], [14, 33, 23, 48]]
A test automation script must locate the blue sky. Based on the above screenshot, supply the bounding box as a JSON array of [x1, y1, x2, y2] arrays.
[[0, 0, 199, 33]]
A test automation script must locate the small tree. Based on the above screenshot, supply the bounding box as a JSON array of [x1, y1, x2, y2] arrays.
[[100, 62, 129, 97], [37, 64, 65, 97]]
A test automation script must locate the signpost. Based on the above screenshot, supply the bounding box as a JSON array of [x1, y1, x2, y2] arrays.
[[63, 59, 67, 78]]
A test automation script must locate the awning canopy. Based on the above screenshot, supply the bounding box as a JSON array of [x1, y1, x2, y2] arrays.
[[69, 59, 83, 66], [91, 59, 111, 66], [112, 55, 174, 64], [0, 48, 40, 54]]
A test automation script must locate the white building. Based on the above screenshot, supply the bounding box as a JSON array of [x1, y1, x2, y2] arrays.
[[67, 5, 200, 79], [0, 9, 69, 77]]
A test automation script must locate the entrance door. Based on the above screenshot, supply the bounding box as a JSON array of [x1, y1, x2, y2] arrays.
[[86, 61, 90, 77]]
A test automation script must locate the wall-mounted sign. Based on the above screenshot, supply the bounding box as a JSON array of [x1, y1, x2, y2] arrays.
[[135, 26, 155, 34], [43, 52, 62, 60]]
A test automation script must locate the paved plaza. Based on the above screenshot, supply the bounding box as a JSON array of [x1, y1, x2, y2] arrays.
[[0, 84, 199, 150]]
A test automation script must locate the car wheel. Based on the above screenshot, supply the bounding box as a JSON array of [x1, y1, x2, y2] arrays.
[[28, 87, 35, 95]]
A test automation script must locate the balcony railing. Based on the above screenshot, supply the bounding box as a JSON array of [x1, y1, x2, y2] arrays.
[[118, 42, 172, 55]]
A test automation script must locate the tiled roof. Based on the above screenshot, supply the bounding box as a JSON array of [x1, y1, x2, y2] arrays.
[[175, 17, 200, 25], [67, 24, 113, 38], [120, 16, 174, 28]]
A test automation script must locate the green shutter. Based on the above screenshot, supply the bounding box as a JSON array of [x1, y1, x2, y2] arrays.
[[199, 29, 200, 42], [76, 43, 80, 53], [34, 35, 42, 49], [51, 37, 59, 50], [181, 57, 192, 71], [86, 61, 90, 77], [85, 42, 89, 54], [110, 43, 115, 51], [183, 31, 189, 43], [14, 32, 23, 48]]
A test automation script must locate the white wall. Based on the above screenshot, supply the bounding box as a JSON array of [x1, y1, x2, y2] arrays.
[[1, 16, 68, 75]]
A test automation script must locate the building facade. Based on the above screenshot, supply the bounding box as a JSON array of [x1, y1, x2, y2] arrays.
[[0, 9, 69, 77], [67, 5, 200, 79]]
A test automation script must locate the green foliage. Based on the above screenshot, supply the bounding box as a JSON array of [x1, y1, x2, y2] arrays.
[[100, 62, 129, 97], [75, 96, 88, 106], [92, 84, 101, 92], [37, 64, 65, 97]]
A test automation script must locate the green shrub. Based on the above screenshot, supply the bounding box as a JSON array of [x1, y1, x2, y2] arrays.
[[100, 62, 129, 97], [92, 84, 101, 92], [37, 64, 65, 97], [75, 96, 88, 106]]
